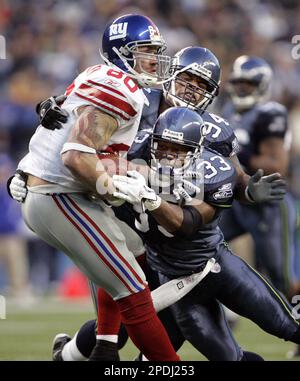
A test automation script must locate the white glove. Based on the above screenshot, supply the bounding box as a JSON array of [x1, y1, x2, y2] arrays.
[[173, 178, 203, 205], [9, 175, 27, 202], [173, 183, 193, 203], [113, 170, 161, 211]]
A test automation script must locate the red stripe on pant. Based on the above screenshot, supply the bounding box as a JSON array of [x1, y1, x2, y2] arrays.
[[64, 194, 146, 287]]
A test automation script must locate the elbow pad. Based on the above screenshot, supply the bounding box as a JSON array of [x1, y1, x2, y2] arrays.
[[175, 205, 203, 237]]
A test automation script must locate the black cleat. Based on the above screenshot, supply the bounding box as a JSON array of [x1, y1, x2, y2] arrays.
[[52, 333, 71, 361], [88, 340, 120, 361]]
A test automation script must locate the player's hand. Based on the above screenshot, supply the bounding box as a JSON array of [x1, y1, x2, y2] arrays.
[[36, 95, 69, 130], [113, 170, 161, 211], [173, 183, 193, 203], [173, 168, 203, 203], [7, 171, 28, 202], [173, 179, 203, 205], [246, 169, 287, 203]]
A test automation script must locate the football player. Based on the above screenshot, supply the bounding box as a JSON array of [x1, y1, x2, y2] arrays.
[[112, 107, 300, 361], [220, 56, 298, 299], [8, 14, 180, 362], [111, 107, 300, 360]]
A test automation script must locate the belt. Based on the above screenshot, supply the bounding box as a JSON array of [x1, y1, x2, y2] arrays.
[[152, 258, 217, 313]]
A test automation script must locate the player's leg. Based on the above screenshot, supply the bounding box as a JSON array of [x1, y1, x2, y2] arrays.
[[22, 191, 179, 361], [157, 271, 244, 361], [53, 320, 96, 361], [251, 194, 298, 297], [232, 197, 297, 296], [144, 265, 185, 356], [89, 220, 145, 360], [87, 287, 122, 361], [213, 245, 300, 343]]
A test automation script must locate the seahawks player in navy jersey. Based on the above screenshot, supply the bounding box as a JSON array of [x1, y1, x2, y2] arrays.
[[130, 46, 240, 168], [112, 107, 300, 361], [219, 55, 298, 299]]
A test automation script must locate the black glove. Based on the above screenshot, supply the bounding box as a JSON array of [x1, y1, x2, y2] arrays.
[[246, 169, 287, 203], [36, 95, 69, 130]]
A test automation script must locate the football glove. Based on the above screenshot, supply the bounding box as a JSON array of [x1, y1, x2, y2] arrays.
[[113, 170, 161, 211], [173, 168, 203, 205], [36, 95, 68, 130], [246, 169, 287, 203], [7, 170, 28, 202]]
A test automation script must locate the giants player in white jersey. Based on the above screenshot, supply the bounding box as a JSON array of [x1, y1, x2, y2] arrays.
[[16, 14, 180, 361]]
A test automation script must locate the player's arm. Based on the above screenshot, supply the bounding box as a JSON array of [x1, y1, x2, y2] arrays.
[[229, 154, 250, 202], [62, 105, 118, 196], [248, 136, 289, 176], [113, 170, 216, 236], [148, 199, 216, 236]]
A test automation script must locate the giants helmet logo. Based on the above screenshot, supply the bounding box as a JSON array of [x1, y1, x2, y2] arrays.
[[109, 22, 128, 40]]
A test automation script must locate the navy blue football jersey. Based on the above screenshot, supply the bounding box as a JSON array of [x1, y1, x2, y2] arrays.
[[127, 89, 240, 163], [123, 147, 237, 277], [222, 100, 289, 173]]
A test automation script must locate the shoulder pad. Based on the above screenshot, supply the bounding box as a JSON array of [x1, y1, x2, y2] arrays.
[[190, 148, 236, 208], [68, 64, 143, 126], [200, 111, 239, 157], [255, 102, 288, 137], [127, 128, 151, 162], [257, 101, 287, 116]]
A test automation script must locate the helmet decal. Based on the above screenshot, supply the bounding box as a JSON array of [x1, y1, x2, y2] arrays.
[[109, 22, 128, 40]]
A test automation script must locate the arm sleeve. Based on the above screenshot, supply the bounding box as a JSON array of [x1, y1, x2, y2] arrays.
[[204, 175, 236, 208]]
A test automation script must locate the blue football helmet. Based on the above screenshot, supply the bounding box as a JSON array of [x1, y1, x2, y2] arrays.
[[150, 107, 205, 173], [163, 46, 221, 112], [228, 55, 273, 110], [101, 14, 171, 87]]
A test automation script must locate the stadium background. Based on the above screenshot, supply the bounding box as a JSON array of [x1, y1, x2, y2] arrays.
[[0, 0, 300, 360]]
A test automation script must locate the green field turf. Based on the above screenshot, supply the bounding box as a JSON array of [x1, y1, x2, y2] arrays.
[[0, 297, 297, 361]]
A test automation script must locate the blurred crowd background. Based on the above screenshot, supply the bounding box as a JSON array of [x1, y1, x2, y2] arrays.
[[0, 0, 300, 303]]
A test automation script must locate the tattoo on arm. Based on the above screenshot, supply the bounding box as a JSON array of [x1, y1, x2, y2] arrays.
[[68, 106, 118, 150]]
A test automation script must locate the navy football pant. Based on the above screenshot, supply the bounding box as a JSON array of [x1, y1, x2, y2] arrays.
[[150, 245, 300, 360]]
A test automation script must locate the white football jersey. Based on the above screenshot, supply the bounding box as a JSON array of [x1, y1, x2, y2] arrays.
[[18, 64, 148, 193]]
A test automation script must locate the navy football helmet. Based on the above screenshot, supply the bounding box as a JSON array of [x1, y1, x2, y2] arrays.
[[150, 107, 205, 173], [228, 55, 273, 110], [163, 46, 221, 111], [101, 14, 171, 87]]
